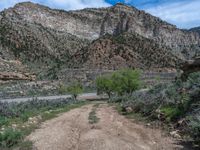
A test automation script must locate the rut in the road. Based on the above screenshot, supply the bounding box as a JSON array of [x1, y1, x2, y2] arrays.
[[28, 103, 183, 150]]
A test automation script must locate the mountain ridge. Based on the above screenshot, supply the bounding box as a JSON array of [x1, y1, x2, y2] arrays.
[[0, 2, 199, 80], [190, 26, 200, 35]]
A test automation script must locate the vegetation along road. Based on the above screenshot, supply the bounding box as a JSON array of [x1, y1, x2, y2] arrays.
[[27, 103, 184, 150], [0, 93, 103, 103]]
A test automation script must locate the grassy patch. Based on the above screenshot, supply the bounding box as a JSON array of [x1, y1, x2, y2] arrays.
[[0, 128, 23, 148], [88, 104, 100, 124], [113, 103, 149, 123], [160, 106, 182, 122], [0, 100, 89, 149]]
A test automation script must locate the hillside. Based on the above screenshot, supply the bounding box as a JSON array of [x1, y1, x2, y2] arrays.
[[190, 26, 200, 35], [0, 2, 200, 79], [73, 33, 183, 70]]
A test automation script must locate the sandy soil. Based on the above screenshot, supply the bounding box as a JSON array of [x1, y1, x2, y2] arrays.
[[28, 103, 185, 150]]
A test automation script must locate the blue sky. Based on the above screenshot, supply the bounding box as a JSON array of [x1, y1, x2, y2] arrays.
[[0, 0, 200, 29]]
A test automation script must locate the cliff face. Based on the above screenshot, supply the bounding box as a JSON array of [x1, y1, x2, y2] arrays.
[[0, 2, 199, 79]]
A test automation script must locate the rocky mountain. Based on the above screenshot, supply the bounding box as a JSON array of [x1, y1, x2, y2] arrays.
[[0, 2, 200, 80], [190, 27, 200, 35], [73, 33, 182, 70]]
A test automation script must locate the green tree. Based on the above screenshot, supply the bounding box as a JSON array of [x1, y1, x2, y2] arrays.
[[96, 75, 114, 98], [67, 82, 83, 100], [96, 69, 141, 98], [58, 84, 68, 95], [112, 69, 141, 95]]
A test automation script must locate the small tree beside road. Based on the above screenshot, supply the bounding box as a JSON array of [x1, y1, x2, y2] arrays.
[[67, 82, 83, 100], [96, 69, 141, 98], [96, 75, 114, 98]]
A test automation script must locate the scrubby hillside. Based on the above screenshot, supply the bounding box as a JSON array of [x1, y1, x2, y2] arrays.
[[190, 27, 200, 35], [73, 33, 183, 70], [0, 2, 199, 80]]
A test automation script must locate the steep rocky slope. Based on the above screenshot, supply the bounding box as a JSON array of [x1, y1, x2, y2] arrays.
[[0, 2, 199, 80], [0, 44, 35, 81], [72, 33, 182, 70], [2, 2, 198, 58]]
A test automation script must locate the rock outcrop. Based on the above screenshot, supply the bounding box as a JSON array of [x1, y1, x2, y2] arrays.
[[0, 72, 35, 81]]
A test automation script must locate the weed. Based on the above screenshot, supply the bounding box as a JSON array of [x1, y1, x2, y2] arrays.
[[160, 106, 182, 122], [0, 128, 23, 148], [88, 104, 100, 124]]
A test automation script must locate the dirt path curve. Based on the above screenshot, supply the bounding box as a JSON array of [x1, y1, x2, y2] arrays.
[[28, 103, 184, 150]]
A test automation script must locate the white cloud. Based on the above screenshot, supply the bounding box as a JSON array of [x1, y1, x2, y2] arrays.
[[44, 0, 110, 10], [0, 0, 111, 11], [145, 0, 200, 29]]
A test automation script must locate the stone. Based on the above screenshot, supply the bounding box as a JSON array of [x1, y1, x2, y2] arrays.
[[0, 72, 35, 81], [170, 130, 181, 139], [125, 107, 133, 113]]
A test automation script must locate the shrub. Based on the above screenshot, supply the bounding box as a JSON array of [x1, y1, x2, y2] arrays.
[[67, 82, 83, 100], [121, 71, 200, 146], [58, 84, 68, 94], [0, 128, 23, 148], [0, 98, 73, 119], [96, 69, 141, 98], [96, 75, 114, 98], [0, 117, 9, 127], [112, 69, 141, 96], [160, 106, 182, 122], [189, 113, 200, 145], [109, 95, 131, 103]]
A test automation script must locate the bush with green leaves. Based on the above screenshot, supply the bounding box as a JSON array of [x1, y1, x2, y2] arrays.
[[58, 84, 68, 94], [112, 69, 141, 96], [189, 112, 200, 145], [0, 98, 74, 123], [0, 128, 23, 148], [121, 71, 200, 146], [67, 82, 83, 100], [96, 75, 114, 98], [96, 69, 141, 98]]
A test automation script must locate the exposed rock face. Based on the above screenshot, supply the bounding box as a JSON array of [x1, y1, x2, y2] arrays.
[[0, 72, 35, 81], [0, 2, 200, 80], [0, 46, 34, 81]]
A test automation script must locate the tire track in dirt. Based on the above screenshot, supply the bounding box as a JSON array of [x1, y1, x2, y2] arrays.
[[28, 103, 186, 150]]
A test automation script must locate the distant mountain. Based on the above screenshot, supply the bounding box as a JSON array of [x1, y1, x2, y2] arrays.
[[190, 27, 200, 35], [0, 2, 199, 79]]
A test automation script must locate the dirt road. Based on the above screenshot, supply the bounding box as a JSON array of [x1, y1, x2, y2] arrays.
[[28, 103, 184, 150]]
